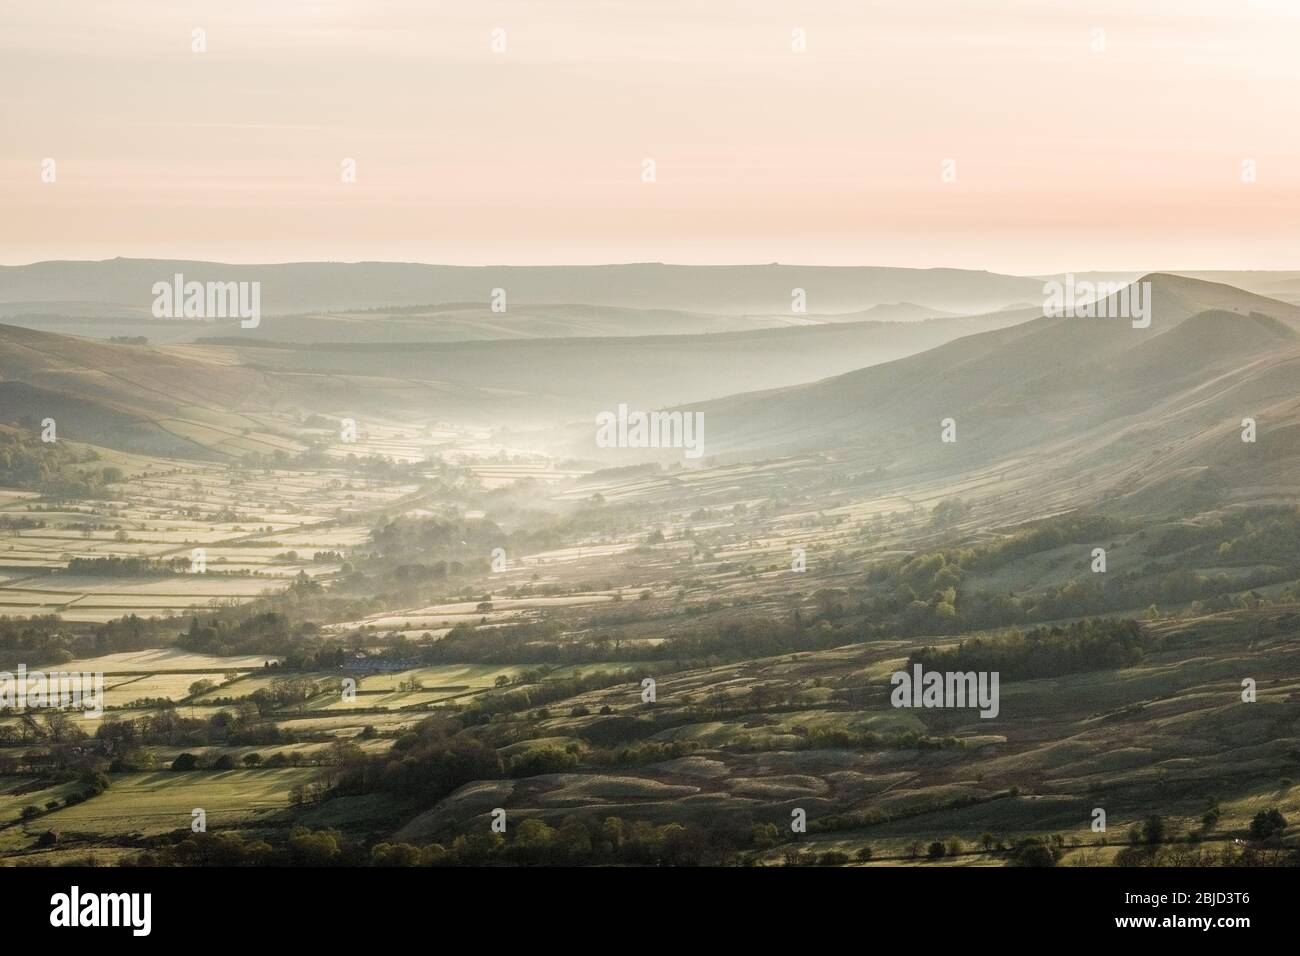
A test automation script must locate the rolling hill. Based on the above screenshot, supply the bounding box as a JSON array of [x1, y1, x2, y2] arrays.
[[678, 274, 1300, 454], [596, 274, 1300, 517], [0, 259, 1060, 317]]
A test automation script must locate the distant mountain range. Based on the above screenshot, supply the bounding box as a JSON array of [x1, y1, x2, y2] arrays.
[[6, 266, 1300, 518], [0, 258, 1124, 318]]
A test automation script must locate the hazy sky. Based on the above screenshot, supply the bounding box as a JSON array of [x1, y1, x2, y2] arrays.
[[3, 0, 1299, 272]]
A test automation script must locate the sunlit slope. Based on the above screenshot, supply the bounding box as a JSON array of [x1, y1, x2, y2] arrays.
[[686, 275, 1300, 463]]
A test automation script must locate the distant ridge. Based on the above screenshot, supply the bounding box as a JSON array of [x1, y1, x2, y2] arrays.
[[0, 259, 1066, 316], [674, 274, 1300, 471]]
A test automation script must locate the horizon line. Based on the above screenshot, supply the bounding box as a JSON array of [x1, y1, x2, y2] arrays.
[[4, 257, 1295, 278]]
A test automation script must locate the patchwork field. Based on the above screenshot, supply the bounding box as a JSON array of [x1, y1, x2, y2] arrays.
[[0, 454, 423, 620]]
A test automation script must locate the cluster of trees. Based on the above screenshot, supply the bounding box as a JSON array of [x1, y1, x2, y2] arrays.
[[242, 675, 331, 716], [1109, 808, 1294, 866], [422, 619, 572, 665], [796, 832, 1058, 866], [842, 507, 1300, 639], [372, 814, 752, 867], [0, 613, 174, 670], [0, 712, 105, 776], [370, 515, 506, 561], [505, 745, 579, 778], [177, 609, 342, 665], [423, 603, 1038, 691], [389, 561, 468, 585], [423, 612, 901, 673], [966, 513, 1134, 570], [0, 515, 45, 530], [856, 554, 1280, 639], [331, 715, 502, 802], [910, 618, 1146, 682], [16, 770, 110, 823], [1113, 842, 1298, 867], [170, 746, 343, 772], [461, 669, 633, 723], [0, 431, 99, 492], [131, 827, 357, 867], [66, 556, 189, 577], [1143, 506, 1300, 565], [93, 701, 307, 752], [584, 739, 699, 768], [132, 814, 761, 867]]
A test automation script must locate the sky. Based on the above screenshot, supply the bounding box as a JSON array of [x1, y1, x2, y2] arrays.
[[2, 0, 1299, 273]]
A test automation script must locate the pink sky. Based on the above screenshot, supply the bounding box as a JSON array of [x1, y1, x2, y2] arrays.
[[2, 0, 1299, 272]]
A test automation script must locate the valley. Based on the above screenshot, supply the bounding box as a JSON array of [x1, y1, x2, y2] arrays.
[[0, 264, 1297, 869]]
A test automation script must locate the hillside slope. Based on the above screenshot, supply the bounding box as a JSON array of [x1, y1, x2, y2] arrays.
[[684, 274, 1300, 459]]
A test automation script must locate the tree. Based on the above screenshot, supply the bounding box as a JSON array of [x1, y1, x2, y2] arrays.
[[1008, 838, 1056, 867], [601, 817, 626, 851], [1249, 808, 1287, 840], [514, 818, 556, 851], [288, 827, 341, 865], [660, 823, 707, 866], [930, 497, 970, 528], [926, 840, 947, 860], [1141, 814, 1167, 846], [370, 843, 421, 866], [80, 771, 110, 795], [751, 823, 779, 850], [171, 752, 200, 771], [555, 817, 593, 860]]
